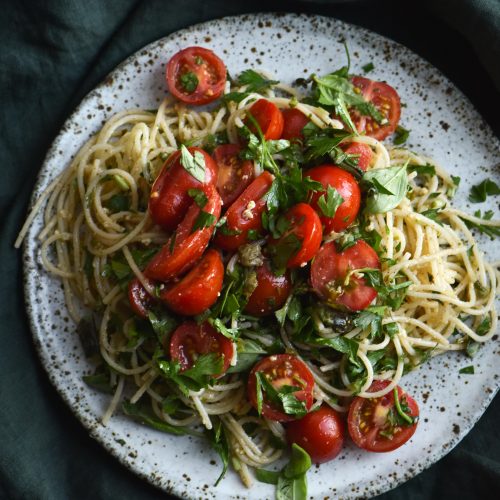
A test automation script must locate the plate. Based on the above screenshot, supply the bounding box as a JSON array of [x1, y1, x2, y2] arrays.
[[23, 12, 500, 500]]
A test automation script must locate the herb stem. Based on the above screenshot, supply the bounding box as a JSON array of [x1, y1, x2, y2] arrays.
[[393, 388, 414, 425]]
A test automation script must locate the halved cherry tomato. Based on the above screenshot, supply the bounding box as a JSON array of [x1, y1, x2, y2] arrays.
[[341, 142, 373, 172], [160, 249, 224, 316], [145, 185, 221, 282], [248, 354, 315, 422], [350, 77, 401, 141], [244, 261, 292, 316], [281, 108, 309, 142], [149, 147, 218, 231], [128, 277, 156, 318], [310, 240, 380, 311], [306, 165, 361, 234], [247, 99, 284, 140], [170, 321, 234, 374], [348, 380, 419, 452], [268, 203, 322, 268], [213, 144, 254, 207], [214, 171, 274, 251], [166, 46, 226, 105], [286, 405, 345, 464]]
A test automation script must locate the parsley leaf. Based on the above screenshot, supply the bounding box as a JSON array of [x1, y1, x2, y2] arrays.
[[468, 179, 500, 203], [180, 144, 206, 182], [393, 126, 410, 145], [317, 185, 344, 217], [187, 188, 208, 208], [192, 210, 216, 232], [180, 71, 199, 93], [459, 365, 475, 375], [206, 418, 230, 486], [362, 62, 374, 73], [462, 210, 500, 239]]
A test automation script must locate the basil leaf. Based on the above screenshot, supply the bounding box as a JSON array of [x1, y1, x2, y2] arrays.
[[276, 470, 308, 500], [255, 468, 280, 485], [459, 365, 475, 375], [284, 443, 312, 479], [180, 144, 206, 182], [363, 165, 408, 214]]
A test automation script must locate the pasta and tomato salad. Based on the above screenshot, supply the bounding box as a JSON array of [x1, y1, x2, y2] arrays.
[[16, 45, 500, 497]]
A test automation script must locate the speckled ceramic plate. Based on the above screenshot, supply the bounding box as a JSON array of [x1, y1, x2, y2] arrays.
[[23, 12, 500, 500]]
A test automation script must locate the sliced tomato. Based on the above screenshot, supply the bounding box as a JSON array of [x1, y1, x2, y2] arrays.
[[246, 99, 284, 140], [248, 354, 315, 422], [149, 147, 218, 231], [306, 165, 361, 234], [128, 277, 156, 318], [281, 108, 310, 142], [286, 405, 345, 464], [160, 249, 224, 316], [350, 77, 401, 140], [170, 321, 234, 374], [214, 171, 274, 251], [348, 380, 419, 452], [213, 144, 254, 207], [166, 46, 226, 105], [310, 240, 380, 311], [244, 261, 292, 316], [268, 203, 322, 269], [341, 142, 373, 171], [145, 185, 221, 282]]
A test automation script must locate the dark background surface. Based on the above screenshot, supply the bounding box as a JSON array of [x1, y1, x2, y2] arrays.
[[1, 1, 499, 499]]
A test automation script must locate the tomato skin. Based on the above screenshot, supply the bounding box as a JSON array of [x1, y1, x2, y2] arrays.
[[166, 46, 226, 105], [244, 262, 292, 316], [341, 142, 373, 172], [160, 249, 224, 316], [248, 354, 315, 422], [306, 165, 361, 234], [213, 144, 254, 207], [170, 321, 234, 374], [286, 406, 345, 464], [247, 99, 284, 140], [348, 380, 419, 452], [350, 77, 401, 141], [128, 277, 156, 318], [310, 240, 380, 311], [145, 185, 221, 282], [269, 203, 323, 268], [214, 171, 274, 251], [281, 108, 309, 141], [149, 147, 218, 231]]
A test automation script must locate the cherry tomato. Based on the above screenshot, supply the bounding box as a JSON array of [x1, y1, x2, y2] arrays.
[[341, 142, 373, 172], [214, 171, 274, 251], [149, 147, 218, 231], [348, 380, 419, 452], [247, 99, 284, 140], [248, 354, 315, 422], [286, 405, 345, 464], [281, 108, 309, 141], [306, 165, 361, 233], [213, 144, 254, 207], [350, 77, 401, 140], [310, 240, 380, 311], [244, 261, 292, 316], [128, 277, 156, 318], [166, 46, 226, 105], [268, 203, 322, 268], [170, 321, 234, 374], [145, 184, 221, 282], [160, 249, 224, 316]]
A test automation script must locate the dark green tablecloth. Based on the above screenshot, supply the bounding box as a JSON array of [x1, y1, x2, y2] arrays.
[[1, 1, 499, 499]]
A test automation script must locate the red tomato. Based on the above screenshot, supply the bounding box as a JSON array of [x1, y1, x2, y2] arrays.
[[341, 142, 373, 171], [149, 147, 218, 231], [348, 380, 419, 452], [166, 46, 226, 105], [213, 144, 254, 207], [170, 321, 234, 374], [269, 203, 323, 268], [247, 99, 284, 140], [306, 165, 361, 233], [310, 240, 380, 311], [214, 171, 274, 251], [244, 261, 292, 316], [350, 77, 401, 140], [281, 108, 309, 141], [145, 185, 221, 282], [286, 406, 345, 464], [128, 277, 156, 318], [160, 249, 224, 316], [248, 354, 315, 422]]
